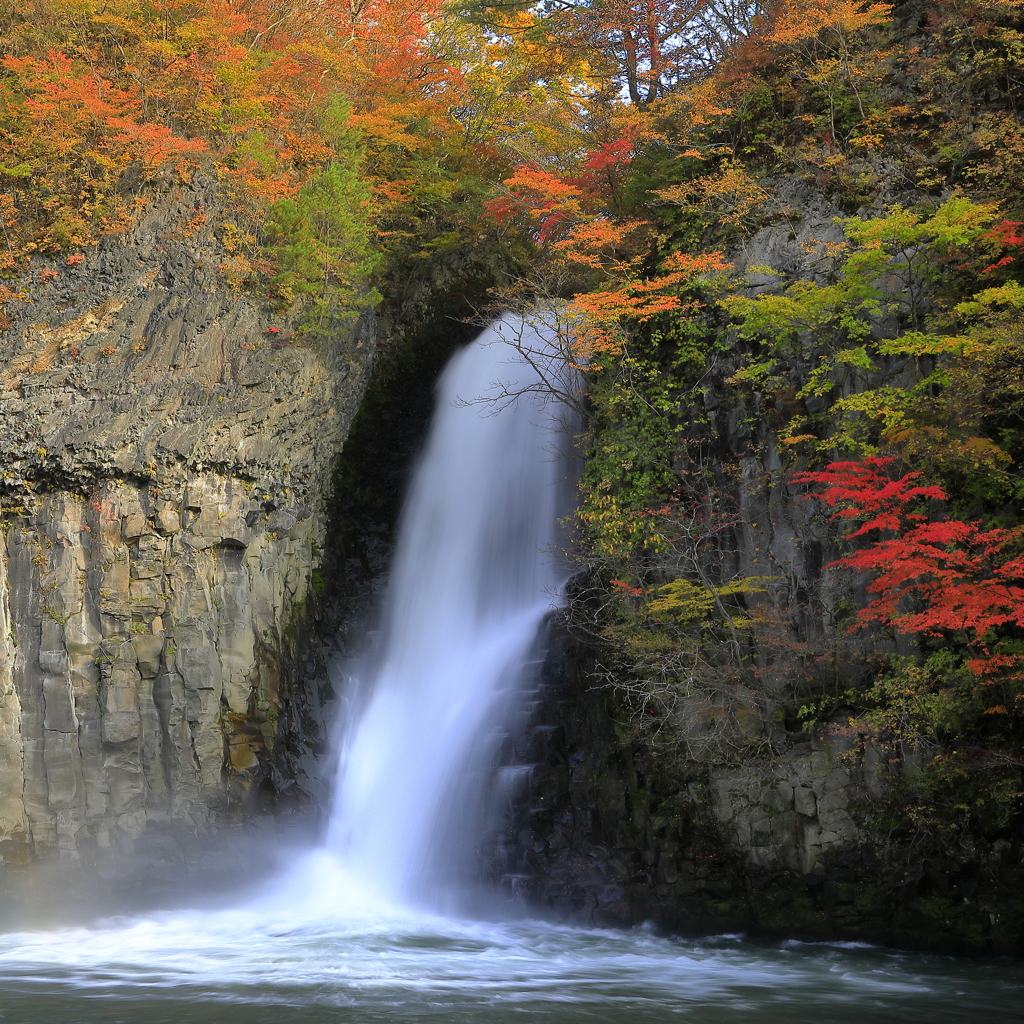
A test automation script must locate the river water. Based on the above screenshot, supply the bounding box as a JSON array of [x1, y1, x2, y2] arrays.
[[1, 323, 1020, 1023], [0, 895, 1022, 1023]]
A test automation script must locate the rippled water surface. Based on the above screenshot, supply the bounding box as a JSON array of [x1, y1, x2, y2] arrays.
[[0, 877, 1020, 1024]]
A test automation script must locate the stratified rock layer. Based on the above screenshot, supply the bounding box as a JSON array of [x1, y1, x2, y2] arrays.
[[0, 174, 375, 868]]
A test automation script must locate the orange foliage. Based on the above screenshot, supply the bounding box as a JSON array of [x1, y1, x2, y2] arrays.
[[764, 0, 891, 47], [485, 130, 640, 255], [0, 0, 470, 319], [568, 251, 731, 366]]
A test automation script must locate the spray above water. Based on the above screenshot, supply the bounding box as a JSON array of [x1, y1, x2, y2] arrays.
[[314, 316, 578, 911]]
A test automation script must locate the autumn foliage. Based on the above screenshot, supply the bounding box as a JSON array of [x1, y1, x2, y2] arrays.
[[0, 0, 466, 317], [2, 0, 1023, 832], [794, 459, 1024, 678]]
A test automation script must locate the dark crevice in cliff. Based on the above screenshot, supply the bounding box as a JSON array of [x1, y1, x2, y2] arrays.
[[312, 297, 488, 654]]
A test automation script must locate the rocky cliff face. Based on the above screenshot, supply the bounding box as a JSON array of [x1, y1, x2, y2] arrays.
[[504, 625, 1021, 955], [0, 174, 375, 874], [494, 180, 1024, 956]]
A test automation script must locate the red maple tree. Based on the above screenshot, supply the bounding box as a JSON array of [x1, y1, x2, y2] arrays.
[[792, 458, 1024, 677]]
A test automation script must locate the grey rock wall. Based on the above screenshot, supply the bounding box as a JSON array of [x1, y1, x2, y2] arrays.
[[505, 618, 1022, 955], [0, 173, 375, 870]]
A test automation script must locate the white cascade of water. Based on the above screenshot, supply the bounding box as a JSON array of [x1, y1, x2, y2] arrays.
[[313, 317, 577, 911]]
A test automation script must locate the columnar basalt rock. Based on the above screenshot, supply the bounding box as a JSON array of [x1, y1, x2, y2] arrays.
[[506, 620, 1024, 956], [0, 175, 376, 869]]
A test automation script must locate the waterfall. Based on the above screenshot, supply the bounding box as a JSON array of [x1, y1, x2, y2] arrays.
[[317, 317, 577, 910]]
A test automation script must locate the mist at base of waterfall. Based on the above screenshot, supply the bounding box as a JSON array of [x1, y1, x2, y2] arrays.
[[0, 867, 1019, 1024]]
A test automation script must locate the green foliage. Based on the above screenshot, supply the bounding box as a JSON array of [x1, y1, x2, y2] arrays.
[[578, 356, 681, 558], [858, 652, 993, 748], [575, 276, 728, 561], [822, 651, 1024, 838], [647, 575, 777, 628], [720, 197, 1024, 483], [264, 117, 382, 325], [726, 198, 999, 355]]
